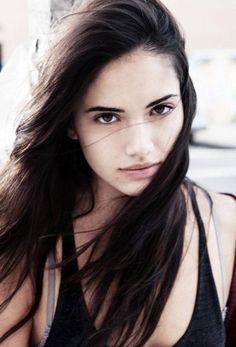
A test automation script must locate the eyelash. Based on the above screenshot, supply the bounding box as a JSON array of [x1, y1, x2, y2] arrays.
[[94, 104, 174, 124]]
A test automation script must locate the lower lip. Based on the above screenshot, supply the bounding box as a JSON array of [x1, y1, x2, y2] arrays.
[[120, 164, 161, 179]]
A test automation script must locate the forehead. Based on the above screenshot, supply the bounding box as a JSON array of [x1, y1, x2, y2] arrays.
[[81, 49, 180, 108]]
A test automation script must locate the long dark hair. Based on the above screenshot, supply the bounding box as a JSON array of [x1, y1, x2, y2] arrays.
[[0, 0, 206, 346]]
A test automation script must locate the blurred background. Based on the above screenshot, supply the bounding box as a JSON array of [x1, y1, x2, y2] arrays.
[[0, 0, 236, 193]]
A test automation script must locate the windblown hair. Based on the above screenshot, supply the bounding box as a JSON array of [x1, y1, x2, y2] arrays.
[[0, 0, 206, 346]]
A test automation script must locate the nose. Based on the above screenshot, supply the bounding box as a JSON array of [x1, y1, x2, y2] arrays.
[[125, 121, 155, 158]]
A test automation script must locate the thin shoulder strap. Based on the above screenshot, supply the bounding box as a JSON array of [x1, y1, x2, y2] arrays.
[[37, 251, 56, 347], [45, 224, 76, 326], [211, 201, 227, 320], [47, 250, 56, 327]]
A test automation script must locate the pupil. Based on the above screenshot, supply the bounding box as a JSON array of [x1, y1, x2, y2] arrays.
[[103, 115, 113, 122]]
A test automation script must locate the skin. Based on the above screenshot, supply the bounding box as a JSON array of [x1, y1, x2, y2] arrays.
[[69, 48, 184, 199]]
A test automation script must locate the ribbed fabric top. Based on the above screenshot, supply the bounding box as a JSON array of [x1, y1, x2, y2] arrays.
[[39, 213, 226, 347], [39, 228, 95, 347]]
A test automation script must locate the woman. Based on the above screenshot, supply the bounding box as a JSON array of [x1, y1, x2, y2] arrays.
[[0, 0, 235, 346]]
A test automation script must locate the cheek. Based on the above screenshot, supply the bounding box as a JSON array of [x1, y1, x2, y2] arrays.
[[79, 125, 122, 156], [155, 113, 183, 151], [80, 138, 113, 176], [170, 114, 184, 138], [80, 144, 100, 169], [77, 121, 118, 148]]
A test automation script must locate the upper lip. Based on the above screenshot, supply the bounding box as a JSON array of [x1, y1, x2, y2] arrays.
[[120, 162, 160, 170]]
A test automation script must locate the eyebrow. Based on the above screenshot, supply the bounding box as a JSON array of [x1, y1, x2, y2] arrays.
[[85, 94, 179, 113]]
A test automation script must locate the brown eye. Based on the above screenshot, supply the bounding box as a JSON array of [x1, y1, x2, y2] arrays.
[[95, 113, 118, 124], [152, 104, 173, 116]]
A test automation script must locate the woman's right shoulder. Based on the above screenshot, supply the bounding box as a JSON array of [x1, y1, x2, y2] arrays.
[[0, 265, 34, 346], [0, 236, 63, 347]]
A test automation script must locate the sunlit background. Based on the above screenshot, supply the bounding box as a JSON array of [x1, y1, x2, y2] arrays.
[[0, 0, 236, 193]]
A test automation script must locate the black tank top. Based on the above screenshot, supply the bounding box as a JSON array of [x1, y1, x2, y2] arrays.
[[42, 219, 226, 347]]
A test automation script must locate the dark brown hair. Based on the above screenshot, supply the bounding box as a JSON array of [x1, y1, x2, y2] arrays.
[[0, 1, 206, 346]]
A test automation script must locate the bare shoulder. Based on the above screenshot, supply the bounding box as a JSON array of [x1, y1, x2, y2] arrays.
[[193, 187, 236, 250], [195, 188, 236, 228], [210, 191, 236, 237], [193, 188, 236, 302], [0, 266, 34, 346]]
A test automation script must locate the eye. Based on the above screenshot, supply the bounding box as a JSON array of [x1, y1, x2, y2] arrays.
[[94, 113, 118, 124], [151, 104, 173, 116]]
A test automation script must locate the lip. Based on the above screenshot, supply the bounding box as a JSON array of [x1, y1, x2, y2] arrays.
[[119, 162, 161, 179], [121, 162, 159, 170]]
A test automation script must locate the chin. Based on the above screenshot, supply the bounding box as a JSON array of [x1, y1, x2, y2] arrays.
[[118, 183, 149, 197]]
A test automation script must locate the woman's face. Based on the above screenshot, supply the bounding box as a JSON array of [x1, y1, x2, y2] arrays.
[[70, 49, 184, 198]]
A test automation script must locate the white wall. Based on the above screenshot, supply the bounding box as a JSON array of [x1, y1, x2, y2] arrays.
[[0, 0, 28, 64]]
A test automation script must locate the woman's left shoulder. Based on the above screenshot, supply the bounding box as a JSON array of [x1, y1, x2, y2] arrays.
[[209, 191, 236, 242], [210, 191, 236, 219]]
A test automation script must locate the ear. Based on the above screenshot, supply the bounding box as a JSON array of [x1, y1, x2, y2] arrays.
[[67, 122, 79, 140], [67, 119, 79, 140]]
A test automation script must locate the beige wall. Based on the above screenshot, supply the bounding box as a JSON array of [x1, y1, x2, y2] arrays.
[[163, 0, 236, 51], [0, 0, 236, 64]]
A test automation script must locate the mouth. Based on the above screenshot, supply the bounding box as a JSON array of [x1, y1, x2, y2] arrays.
[[119, 162, 161, 179]]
